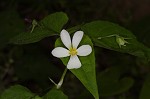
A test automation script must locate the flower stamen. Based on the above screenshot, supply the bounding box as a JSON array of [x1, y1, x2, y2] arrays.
[[69, 47, 77, 56]]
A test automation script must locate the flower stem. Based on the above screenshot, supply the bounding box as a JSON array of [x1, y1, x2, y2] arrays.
[[56, 68, 68, 89], [97, 34, 117, 39]]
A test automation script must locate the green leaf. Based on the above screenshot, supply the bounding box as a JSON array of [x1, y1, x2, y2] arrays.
[[97, 66, 134, 96], [55, 35, 99, 99], [81, 21, 150, 60], [43, 89, 68, 99], [41, 12, 68, 33], [0, 9, 25, 48], [0, 85, 36, 99], [140, 73, 150, 99], [10, 12, 68, 44], [67, 24, 84, 34], [10, 27, 54, 44]]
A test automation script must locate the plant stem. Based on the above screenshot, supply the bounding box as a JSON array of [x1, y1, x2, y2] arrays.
[[56, 68, 68, 89], [97, 34, 117, 39]]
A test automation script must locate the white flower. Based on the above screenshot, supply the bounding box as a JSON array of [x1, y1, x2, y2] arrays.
[[51, 29, 92, 69]]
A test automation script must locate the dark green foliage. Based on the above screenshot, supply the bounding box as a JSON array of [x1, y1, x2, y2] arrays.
[[81, 21, 150, 60], [43, 89, 68, 99], [0, 10, 25, 48], [10, 12, 68, 44], [140, 74, 150, 99], [0, 0, 150, 98], [0, 85, 36, 99], [55, 35, 99, 99], [97, 66, 134, 96]]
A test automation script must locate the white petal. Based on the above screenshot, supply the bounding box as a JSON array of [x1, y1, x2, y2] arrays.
[[51, 47, 70, 58], [60, 29, 71, 49], [77, 45, 92, 56], [72, 31, 84, 48], [67, 55, 81, 69]]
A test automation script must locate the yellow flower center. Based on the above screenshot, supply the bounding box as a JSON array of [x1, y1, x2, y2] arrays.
[[69, 47, 77, 56]]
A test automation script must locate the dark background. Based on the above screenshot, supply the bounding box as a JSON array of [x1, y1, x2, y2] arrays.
[[0, 0, 150, 99]]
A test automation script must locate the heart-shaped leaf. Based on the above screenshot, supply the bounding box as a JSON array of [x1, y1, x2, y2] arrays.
[[55, 35, 99, 99], [10, 12, 68, 44], [81, 21, 150, 60]]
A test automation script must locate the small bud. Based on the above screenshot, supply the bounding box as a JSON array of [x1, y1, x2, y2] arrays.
[[116, 36, 129, 48], [31, 20, 38, 33], [57, 78, 64, 89]]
